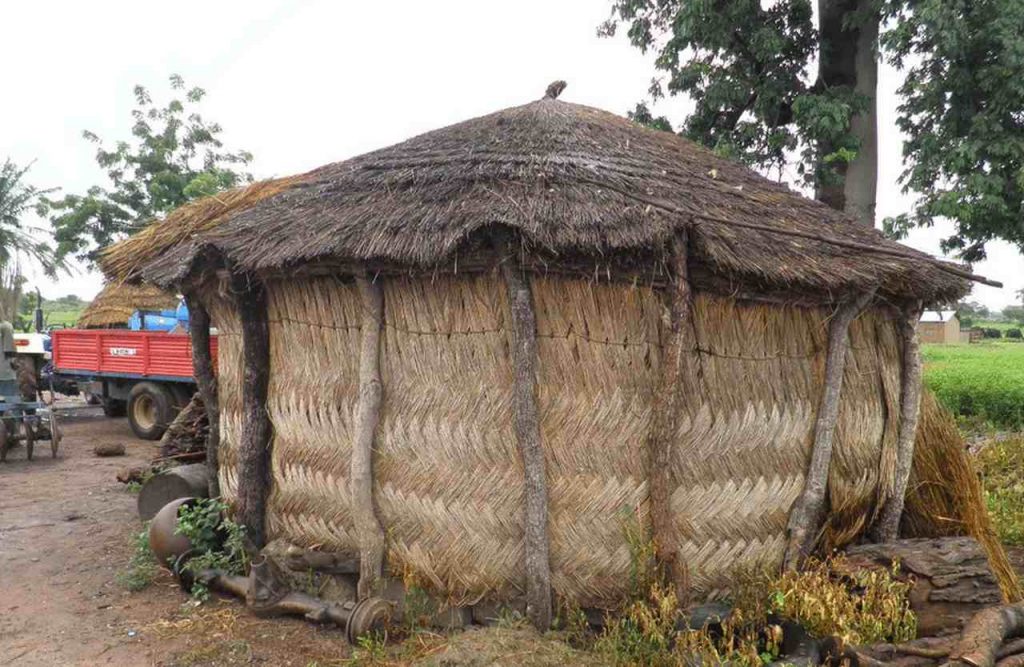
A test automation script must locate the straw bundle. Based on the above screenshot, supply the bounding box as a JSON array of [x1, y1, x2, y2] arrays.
[[100, 175, 312, 283], [77, 282, 179, 328], [903, 392, 1022, 601]]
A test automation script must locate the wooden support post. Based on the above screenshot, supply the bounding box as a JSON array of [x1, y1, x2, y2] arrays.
[[185, 291, 221, 498], [646, 229, 695, 600], [872, 300, 925, 543], [232, 272, 272, 548], [497, 233, 553, 631], [353, 271, 387, 600], [783, 288, 876, 569]]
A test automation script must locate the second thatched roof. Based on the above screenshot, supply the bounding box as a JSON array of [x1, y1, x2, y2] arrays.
[[102, 92, 983, 303], [77, 282, 180, 328]]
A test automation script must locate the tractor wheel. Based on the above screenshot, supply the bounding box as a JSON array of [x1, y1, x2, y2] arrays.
[[128, 382, 175, 440], [49, 412, 61, 458], [23, 417, 34, 461]]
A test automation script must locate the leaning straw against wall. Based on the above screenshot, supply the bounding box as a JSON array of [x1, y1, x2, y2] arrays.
[[824, 312, 902, 549]]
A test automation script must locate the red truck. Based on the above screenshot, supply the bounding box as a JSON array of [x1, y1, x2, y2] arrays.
[[51, 329, 218, 440]]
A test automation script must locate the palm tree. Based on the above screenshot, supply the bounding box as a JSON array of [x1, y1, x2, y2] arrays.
[[0, 159, 56, 321]]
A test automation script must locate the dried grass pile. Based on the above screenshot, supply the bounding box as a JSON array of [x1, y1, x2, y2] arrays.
[[77, 282, 179, 328]]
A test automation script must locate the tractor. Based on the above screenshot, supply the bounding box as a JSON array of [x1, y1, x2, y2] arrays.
[[0, 321, 61, 461]]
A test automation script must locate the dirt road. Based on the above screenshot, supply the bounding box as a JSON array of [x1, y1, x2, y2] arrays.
[[0, 406, 352, 666]]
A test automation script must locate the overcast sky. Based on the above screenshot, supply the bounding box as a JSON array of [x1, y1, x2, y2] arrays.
[[1, 0, 1019, 310]]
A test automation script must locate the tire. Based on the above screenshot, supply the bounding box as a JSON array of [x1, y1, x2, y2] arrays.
[[128, 382, 176, 440], [14, 356, 38, 402], [103, 399, 127, 418]]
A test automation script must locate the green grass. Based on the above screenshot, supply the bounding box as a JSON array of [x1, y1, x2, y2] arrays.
[[44, 308, 84, 328], [922, 340, 1024, 430]]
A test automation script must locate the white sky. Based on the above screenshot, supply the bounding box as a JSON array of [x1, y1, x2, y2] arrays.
[[1, 0, 1020, 310]]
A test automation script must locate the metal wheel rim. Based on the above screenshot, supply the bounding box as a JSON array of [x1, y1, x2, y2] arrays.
[[132, 394, 157, 432]]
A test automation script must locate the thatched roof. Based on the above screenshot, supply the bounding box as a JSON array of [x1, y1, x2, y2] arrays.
[[77, 282, 180, 328], [102, 92, 983, 303]]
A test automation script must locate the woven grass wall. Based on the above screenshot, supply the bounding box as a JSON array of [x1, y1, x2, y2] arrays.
[[533, 278, 660, 607], [208, 273, 964, 607], [374, 275, 520, 603], [263, 277, 363, 549], [197, 282, 243, 502]]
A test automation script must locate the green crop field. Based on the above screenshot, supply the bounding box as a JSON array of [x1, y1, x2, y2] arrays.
[[922, 341, 1024, 430]]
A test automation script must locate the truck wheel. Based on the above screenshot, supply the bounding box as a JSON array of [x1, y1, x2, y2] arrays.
[[103, 399, 127, 418], [128, 382, 175, 440]]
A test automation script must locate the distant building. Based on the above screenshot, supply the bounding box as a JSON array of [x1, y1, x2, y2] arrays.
[[919, 310, 964, 344]]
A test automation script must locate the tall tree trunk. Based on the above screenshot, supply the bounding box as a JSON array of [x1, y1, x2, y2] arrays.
[[232, 272, 272, 548], [816, 0, 879, 227], [185, 292, 220, 498]]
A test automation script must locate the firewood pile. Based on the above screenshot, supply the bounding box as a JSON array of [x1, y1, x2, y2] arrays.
[[158, 394, 208, 461]]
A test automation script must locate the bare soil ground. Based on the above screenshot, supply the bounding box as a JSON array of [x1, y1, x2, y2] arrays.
[[0, 404, 354, 666]]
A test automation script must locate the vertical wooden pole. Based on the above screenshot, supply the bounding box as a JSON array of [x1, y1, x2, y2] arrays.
[[353, 270, 387, 599], [497, 233, 553, 631], [646, 229, 695, 600], [232, 271, 272, 548], [185, 291, 221, 498], [783, 288, 876, 569], [872, 300, 924, 543]]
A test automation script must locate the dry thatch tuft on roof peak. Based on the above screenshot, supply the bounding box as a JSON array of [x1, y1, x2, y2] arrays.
[[77, 282, 180, 328], [103, 96, 982, 303], [100, 174, 313, 284]]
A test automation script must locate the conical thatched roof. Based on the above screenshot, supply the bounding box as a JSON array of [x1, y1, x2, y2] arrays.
[[103, 93, 985, 303], [77, 282, 179, 328]]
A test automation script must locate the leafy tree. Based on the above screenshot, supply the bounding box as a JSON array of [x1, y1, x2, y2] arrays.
[[0, 159, 57, 321], [46, 75, 253, 263], [601, 0, 1024, 262], [957, 300, 991, 321], [0, 160, 56, 270], [1003, 305, 1024, 325]]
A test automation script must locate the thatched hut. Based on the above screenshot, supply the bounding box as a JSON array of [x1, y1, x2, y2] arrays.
[[103, 86, 1008, 625], [77, 282, 179, 328]]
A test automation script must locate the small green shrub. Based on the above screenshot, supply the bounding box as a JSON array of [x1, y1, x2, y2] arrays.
[[117, 524, 158, 592], [175, 498, 249, 599], [1007, 328, 1022, 340], [768, 557, 916, 645]]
